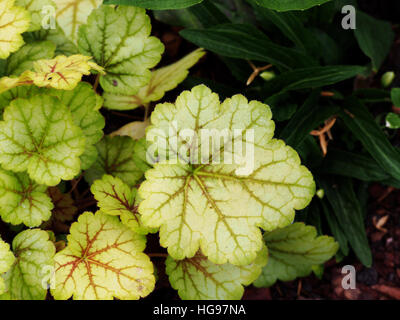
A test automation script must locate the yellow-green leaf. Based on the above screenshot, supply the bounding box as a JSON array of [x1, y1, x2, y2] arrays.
[[78, 5, 164, 95], [166, 246, 268, 300], [91, 174, 151, 235], [0, 0, 30, 59], [2, 229, 55, 300], [0, 94, 86, 186], [0, 169, 53, 227], [56, 0, 102, 43], [51, 211, 155, 300], [139, 85, 315, 266], [103, 48, 205, 110], [0, 238, 15, 295], [0, 54, 104, 93], [16, 0, 56, 32]]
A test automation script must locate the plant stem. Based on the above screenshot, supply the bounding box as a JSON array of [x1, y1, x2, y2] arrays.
[[93, 74, 100, 92], [148, 253, 168, 258]]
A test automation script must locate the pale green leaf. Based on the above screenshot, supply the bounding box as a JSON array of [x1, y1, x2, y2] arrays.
[[166, 246, 268, 300], [56, 0, 102, 43], [16, 0, 56, 32], [0, 238, 15, 295], [139, 85, 315, 265], [84, 135, 143, 187], [51, 211, 155, 300], [91, 174, 151, 234], [0, 168, 53, 227], [2, 229, 55, 300], [78, 5, 164, 95], [103, 48, 205, 110], [110, 120, 149, 140], [0, 0, 31, 59], [0, 94, 86, 186], [253, 222, 338, 287]]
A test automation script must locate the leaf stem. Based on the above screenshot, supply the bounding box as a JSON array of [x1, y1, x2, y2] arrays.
[[93, 74, 100, 92], [148, 253, 168, 258]]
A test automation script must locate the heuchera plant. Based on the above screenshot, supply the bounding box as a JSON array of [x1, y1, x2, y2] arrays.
[[0, 1, 338, 300]]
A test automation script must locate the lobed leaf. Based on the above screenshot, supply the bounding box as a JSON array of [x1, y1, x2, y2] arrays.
[[16, 0, 56, 32], [0, 168, 53, 227], [78, 5, 164, 95], [166, 246, 268, 300], [91, 175, 151, 234], [0, 94, 86, 186], [139, 85, 315, 266], [56, 0, 102, 43], [51, 211, 155, 300], [0, 54, 104, 93], [0, 0, 31, 59], [0, 238, 15, 295], [2, 229, 55, 300], [253, 223, 338, 287], [84, 135, 143, 187]]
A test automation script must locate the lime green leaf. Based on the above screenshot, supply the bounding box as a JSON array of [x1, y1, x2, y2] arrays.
[[0, 238, 15, 295], [138, 85, 315, 265], [78, 5, 164, 95], [250, 0, 332, 12], [51, 211, 155, 300], [84, 135, 143, 187], [253, 223, 338, 287], [166, 246, 268, 300], [103, 48, 205, 110], [16, 0, 55, 32], [0, 54, 104, 93], [48, 82, 105, 169], [0, 169, 53, 227], [386, 112, 400, 129], [0, 0, 31, 59], [91, 174, 151, 234], [56, 0, 102, 43], [5, 41, 56, 76], [0, 94, 86, 186], [2, 229, 55, 300], [104, 0, 204, 10], [355, 11, 394, 72]]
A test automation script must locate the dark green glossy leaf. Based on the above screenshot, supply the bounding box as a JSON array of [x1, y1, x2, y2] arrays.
[[180, 24, 316, 70], [319, 176, 372, 267], [340, 96, 400, 181], [354, 11, 394, 71], [249, 0, 332, 12]]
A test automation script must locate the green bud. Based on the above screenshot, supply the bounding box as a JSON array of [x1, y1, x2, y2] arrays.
[[316, 189, 325, 199], [381, 71, 395, 88], [260, 71, 275, 81]]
